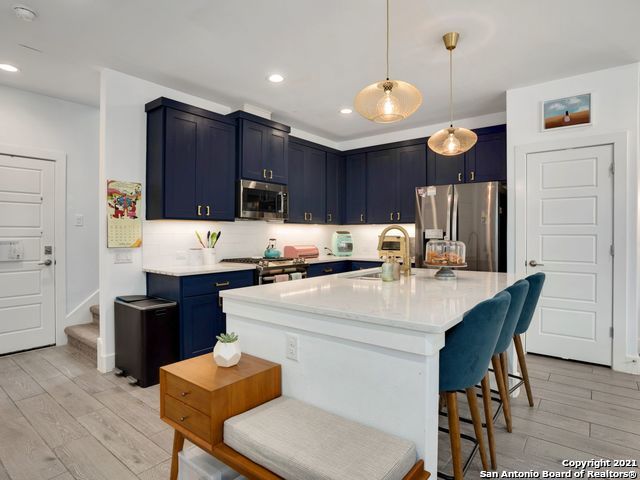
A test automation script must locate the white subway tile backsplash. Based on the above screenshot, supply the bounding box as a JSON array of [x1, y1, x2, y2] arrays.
[[142, 220, 415, 267]]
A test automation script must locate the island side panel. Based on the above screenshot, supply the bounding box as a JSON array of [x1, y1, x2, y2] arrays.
[[226, 310, 443, 475]]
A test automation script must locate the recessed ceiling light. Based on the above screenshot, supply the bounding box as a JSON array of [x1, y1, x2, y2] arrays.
[[0, 64, 19, 73], [340, 108, 353, 114], [13, 5, 37, 22], [268, 74, 284, 83]]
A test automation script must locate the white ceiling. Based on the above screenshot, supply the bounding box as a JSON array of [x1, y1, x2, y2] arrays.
[[1, 0, 639, 141]]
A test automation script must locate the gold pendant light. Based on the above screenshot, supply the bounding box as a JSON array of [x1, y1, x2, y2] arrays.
[[428, 32, 477, 156], [354, 0, 422, 123]]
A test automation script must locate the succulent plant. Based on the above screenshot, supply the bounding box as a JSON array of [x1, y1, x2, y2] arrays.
[[216, 332, 239, 343]]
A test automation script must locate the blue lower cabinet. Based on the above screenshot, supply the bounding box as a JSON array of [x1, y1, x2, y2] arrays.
[[307, 261, 350, 278], [147, 270, 255, 359], [350, 261, 382, 271]]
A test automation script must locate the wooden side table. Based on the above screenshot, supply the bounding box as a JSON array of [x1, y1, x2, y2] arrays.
[[160, 353, 282, 480]]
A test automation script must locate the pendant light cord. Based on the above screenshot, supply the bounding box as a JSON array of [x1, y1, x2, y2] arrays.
[[385, 0, 390, 80], [449, 48, 453, 127]]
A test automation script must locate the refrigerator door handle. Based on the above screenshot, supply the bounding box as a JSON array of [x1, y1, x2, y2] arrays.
[[451, 185, 459, 241]]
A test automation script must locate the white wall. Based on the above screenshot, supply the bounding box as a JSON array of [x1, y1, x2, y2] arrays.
[[0, 84, 99, 327], [506, 63, 640, 372]]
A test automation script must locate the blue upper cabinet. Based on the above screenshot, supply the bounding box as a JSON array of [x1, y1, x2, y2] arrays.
[[427, 124, 506, 185], [366, 149, 398, 224], [366, 144, 426, 224], [344, 153, 367, 224], [146, 98, 237, 220], [464, 125, 506, 183], [287, 138, 327, 224], [396, 144, 427, 223], [230, 112, 290, 185], [325, 152, 344, 224]]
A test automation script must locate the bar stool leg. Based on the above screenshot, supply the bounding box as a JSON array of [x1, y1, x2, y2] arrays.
[[465, 387, 489, 471], [500, 351, 509, 392], [445, 392, 464, 480], [513, 334, 534, 407], [480, 374, 497, 469], [491, 355, 513, 432]]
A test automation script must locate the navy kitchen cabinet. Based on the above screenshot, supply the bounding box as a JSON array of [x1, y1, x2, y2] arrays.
[[427, 124, 506, 185], [350, 261, 383, 270], [464, 126, 506, 183], [325, 152, 344, 224], [230, 111, 290, 185], [146, 98, 237, 220], [287, 139, 326, 224], [307, 261, 350, 278], [426, 149, 466, 185], [366, 144, 426, 224], [147, 270, 255, 359], [344, 153, 367, 224], [366, 149, 398, 224]]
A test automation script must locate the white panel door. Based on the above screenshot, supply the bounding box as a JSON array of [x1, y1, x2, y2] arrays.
[[0, 155, 55, 354], [525, 145, 613, 365]]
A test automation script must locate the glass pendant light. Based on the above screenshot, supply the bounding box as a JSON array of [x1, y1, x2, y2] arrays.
[[354, 0, 422, 123], [428, 32, 477, 156]]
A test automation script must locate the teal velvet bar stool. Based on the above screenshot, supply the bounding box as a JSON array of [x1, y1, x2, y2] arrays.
[[512, 273, 546, 407], [439, 291, 511, 480]]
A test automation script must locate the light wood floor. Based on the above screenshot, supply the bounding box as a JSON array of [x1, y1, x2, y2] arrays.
[[0, 346, 638, 479]]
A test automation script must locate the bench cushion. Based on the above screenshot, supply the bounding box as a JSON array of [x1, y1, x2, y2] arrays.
[[224, 396, 417, 480]]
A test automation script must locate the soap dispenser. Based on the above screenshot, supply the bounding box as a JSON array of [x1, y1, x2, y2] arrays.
[[381, 256, 395, 282]]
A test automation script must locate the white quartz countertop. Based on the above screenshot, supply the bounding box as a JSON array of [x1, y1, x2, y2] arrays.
[[221, 268, 514, 333], [143, 255, 383, 276]]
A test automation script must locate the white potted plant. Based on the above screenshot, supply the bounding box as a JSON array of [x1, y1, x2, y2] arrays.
[[213, 332, 241, 367]]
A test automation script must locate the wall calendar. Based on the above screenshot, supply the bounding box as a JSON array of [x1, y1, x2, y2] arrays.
[[107, 180, 142, 248]]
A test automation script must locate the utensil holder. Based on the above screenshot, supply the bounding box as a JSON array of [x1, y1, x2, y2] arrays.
[[203, 248, 217, 265]]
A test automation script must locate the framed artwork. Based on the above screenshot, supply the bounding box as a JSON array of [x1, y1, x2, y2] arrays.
[[542, 93, 591, 131], [107, 180, 142, 248]]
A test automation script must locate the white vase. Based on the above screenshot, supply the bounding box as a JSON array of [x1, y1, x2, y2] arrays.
[[213, 341, 241, 367]]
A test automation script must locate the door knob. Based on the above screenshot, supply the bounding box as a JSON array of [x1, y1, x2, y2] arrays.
[[38, 259, 52, 266], [528, 260, 544, 267]]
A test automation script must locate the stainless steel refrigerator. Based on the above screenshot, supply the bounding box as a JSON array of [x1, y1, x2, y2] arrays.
[[415, 182, 506, 272]]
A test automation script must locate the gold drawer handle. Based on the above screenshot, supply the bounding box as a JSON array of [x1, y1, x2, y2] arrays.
[[180, 391, 189, 397], [323, 268, 333, 273], [179, 416, 188, 422], [215, 281, 230, 287], [206, 205, 210, 216]]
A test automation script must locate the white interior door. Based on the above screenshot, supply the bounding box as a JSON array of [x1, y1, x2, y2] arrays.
[[0, 155, 55, 354], [525, 145, 613, 366]]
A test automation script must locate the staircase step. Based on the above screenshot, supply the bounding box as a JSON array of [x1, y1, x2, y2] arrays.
[[64, 323, 98, 364], [90, 304, 99, 324]]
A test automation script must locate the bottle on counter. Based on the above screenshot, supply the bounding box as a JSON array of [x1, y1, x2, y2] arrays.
[[381, 256, 395, 282], [392, 257, 401, 281]]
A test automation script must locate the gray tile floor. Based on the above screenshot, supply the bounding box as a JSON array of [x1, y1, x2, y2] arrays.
[[0, 345, 638, 479]]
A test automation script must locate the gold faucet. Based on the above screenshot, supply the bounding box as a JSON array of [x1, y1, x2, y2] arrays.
[[377, 225, 412, 276]]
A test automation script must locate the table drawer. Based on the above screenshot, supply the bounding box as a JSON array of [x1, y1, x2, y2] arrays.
[[164, 395, 211, 443], [181, 270, 255, 297], [165, 372, 210, 414]]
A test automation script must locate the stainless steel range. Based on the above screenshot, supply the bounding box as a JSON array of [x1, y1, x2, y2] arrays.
[[220, 257, 308, 285]]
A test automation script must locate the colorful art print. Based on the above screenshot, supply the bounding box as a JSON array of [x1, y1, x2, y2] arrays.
[[542, 93, 591, 130], [107, 180, 142, 248]]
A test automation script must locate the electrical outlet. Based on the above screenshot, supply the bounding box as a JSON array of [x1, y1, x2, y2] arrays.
[[285, 333, 298, 361]]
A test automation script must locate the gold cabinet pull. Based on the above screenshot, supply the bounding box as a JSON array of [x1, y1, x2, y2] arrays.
[[197, 205, 202, 216], [389, 212, 393, 221], [470, 171, 475, 181], [263, 168, 267, 179], [179, 416, 188, 422], [269, 170, 274, 179], [323, 268, 333, 273], [327, 213, 332, 222], [206, 205, 210, 216], [218, 296, 223, 308], [360, 213, 364, 223], [180, 391, 189, 397], [396, 212, 401, 221], [457, 172, 462, 182], [309, 212, 313, 221], [215, 281, 230, 287]]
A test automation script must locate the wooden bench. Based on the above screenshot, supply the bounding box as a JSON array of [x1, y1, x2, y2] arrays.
[[160, 354, 429, 480]]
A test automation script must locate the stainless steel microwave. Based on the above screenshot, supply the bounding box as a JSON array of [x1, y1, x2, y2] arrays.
[[237, 179, 288, 220]]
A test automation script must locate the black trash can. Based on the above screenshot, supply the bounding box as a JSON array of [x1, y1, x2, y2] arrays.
[[114, 295, 178, 388]]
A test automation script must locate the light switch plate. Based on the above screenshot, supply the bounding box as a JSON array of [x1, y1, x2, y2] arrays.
[[285, 333, 299, 361], [114, 251, 133, 264], [74, 214, 84, 227]]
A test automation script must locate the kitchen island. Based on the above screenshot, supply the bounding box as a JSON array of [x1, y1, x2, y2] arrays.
[[221, 268, 514, 475]]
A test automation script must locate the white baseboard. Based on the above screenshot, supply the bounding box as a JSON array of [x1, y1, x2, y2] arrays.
[[97, 336, 115, 373], [57, 289, 99, 346]]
